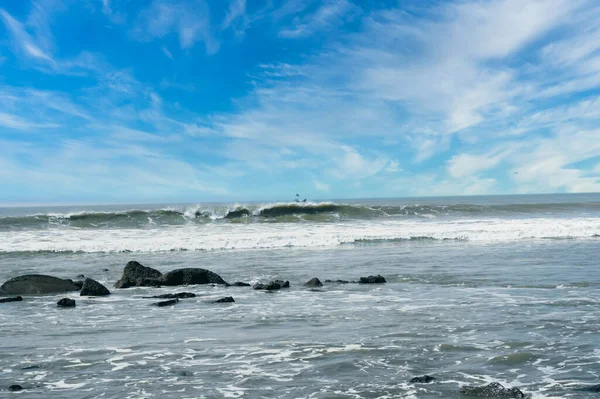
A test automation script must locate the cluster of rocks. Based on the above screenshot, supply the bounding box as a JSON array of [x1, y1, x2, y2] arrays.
[[0, 260, 389, 310], [409, 379, 523, 398]]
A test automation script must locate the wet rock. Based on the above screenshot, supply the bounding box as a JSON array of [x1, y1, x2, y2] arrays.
[[0, 275, 79, 296], [102, 268, 109, 272], [230, 282, 251, 287], [304, 277, 323, 287], [80, 278, 111, 296], [152, 299, 179, 307], [253, 280, 290, 291], [20, 365, 41, 370], [143, 292, 196, 299], [213, 296, 235, 303], [578, 384, 600, 392], [8, 385, 23, 391], [359, 275, 386, 284], [459, 382, 525, 398], [57, 298, 76, 308], [410, 375, 436, 383], [0, 296, 22, 303], [325, 279, 350, 284], [76, 274, 85, 279], [72, 280, 84, 290], [114, 261, 163, 288], [160, 268, 228, 286]]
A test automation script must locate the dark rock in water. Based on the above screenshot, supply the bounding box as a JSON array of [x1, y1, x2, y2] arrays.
[[224, 208, 251, 219], [231, 282, 251, 287], [0, 296, 22, 303], [114, 261, 163, 288], [57, 298, 76, 308], [102, 268, 109, 272], [324, 279, 350, 284], [80, 278, 111, 296], [0, 275, 79, 295], [152, 299, 179, 307], [253, 280, 290, 291], [578, 384, 600, 392], [8, 385, 23, 391], [72, 280, 83, 290], [410, 375, 436, 383], [20, 365, 41, 370], [359, 275, 386, 284], [76, 274, 85, 279], [459, 382, 525, 398], [160, 268, 228, 286], [304, 277, 323, 287], [143, 292, 196, 299], [213, 296, 235, 303]]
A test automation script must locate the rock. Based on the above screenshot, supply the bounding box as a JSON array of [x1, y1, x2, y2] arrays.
[[72, 280, 84, 290], [0, 296, 22, 303], [20, 365, 41, 370], [102, 268, 109, 272], [76, 274, 85, 279], [459, 382, 525, 398], [359, 275, 386, 284], [8, 385, 23, 391], [80, 278, 111, 296], [160, 268, 228, 286], [253, 280, 290, 291], [143, 292, 196, 299], [0, 275, 79, 295], [578, 384, 600, 392], [410, 375, 436, 383], [57, 298, 76, 308], [213, 296, 235, 303], [231, 282, 251, 287], [325, 279, 349, 283], [152, 299, 179, 307], [304, 277, 323, 287], [114, 261, 163, 288]]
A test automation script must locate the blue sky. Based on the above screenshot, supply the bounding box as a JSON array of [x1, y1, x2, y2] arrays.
[[1, 0, 600, 204]]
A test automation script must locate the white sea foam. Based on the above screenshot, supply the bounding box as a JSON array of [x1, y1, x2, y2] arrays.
[[0, 217, 599, 253]]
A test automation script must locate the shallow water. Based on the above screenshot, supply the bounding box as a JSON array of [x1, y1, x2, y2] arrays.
[[1, 195, 600, 397]]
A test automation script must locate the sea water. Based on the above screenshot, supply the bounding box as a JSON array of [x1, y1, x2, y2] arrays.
[[0, 194, 599, 397]]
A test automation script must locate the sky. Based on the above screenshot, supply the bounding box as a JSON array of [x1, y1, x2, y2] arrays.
[[1, 0, 600, 204]]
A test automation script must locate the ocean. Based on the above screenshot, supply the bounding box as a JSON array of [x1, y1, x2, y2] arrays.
[[0, 193, 599, 398]]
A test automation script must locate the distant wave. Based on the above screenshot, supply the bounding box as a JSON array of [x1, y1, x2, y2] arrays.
[[1, 201, 600, 230], [0, 216, 599, 253]]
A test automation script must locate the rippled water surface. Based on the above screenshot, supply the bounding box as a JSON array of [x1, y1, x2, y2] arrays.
[[1, 240, 599, 398], [1, 194, 600, 397]]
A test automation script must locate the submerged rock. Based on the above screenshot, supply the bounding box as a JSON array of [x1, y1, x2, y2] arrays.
[[0, 275, 79, 295], [76, 274, 85, 279], [459, 382, 525, 398], [0, 296, 22, 303], [72, 280, 84, 290], [578, 384, 600, 392], [160, 268, 228, 286], [359, 275, 386, 284], [152, 299, 179, 307], [253, 280, 290, 291], [80, 278, 111, 296], [324, 279, 350, 284], [114, 261, 163, 288], [143, 292, 196, 299], [57, 298, 76, 308], [20, 365, 41, 370], [230, 282, 251, 287], [304, 277, 323, 287], [410, 375, 436, 383], [8, 385, 23, 391], [213, 296, 235, 303]]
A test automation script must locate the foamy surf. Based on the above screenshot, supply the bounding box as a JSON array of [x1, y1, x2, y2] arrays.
[[0, 217, 598, 253]]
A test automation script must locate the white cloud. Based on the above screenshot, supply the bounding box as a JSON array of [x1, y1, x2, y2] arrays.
[[0, 112, 60, 130], [448, 152, 506, 178], [0, 8, 53, 62], [314, 180, 330, 192], [221, 0, 246, 31], [161, 45, 173, 59], [279, 0, 359, 38]]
